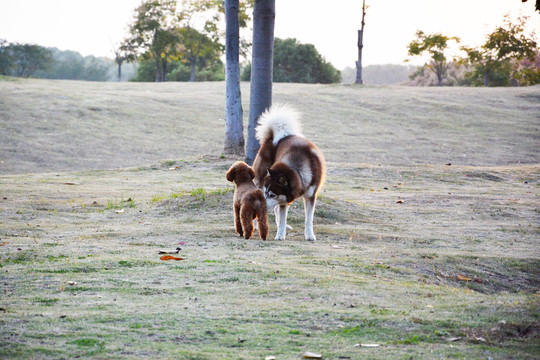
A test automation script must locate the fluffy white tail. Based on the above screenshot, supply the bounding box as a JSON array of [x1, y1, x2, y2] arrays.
[[255, 104, 303, 145]]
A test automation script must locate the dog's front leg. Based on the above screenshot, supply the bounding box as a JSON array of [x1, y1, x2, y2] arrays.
[[303, 196, 317, 241], [273, 205, 293, 231], [275, 204, 289, 241]]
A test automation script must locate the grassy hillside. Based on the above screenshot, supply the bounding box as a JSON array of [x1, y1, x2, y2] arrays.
[[0, 78, 539, 359], [0, 79, 538, 173]]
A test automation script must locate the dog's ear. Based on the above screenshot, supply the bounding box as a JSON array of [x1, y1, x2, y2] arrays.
[[278, 174, 288, 187], [226, 166, 236, 182], [248, 166, 255, 180]]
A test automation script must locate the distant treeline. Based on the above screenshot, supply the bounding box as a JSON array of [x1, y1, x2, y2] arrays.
[[2, 39, 538, 86], [341, 64, 418, 85], [0, 40, 136, 81], [34, 48, 137, 82]]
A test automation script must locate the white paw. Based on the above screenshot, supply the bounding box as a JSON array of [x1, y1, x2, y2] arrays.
[[305, 233, 316, 242], [275, 233, 286, 241]]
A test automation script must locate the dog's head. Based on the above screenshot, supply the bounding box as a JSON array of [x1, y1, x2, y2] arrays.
[[226, 161, 255, 184], [263, 162, 297, 209]]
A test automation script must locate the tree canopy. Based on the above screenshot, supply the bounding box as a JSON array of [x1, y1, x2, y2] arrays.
[[0, 41, 53, 78], [242, 38, 341, 84], [122, 0, 253, 82], [407, 31, 460, 86], [460, 15, 538, 86]]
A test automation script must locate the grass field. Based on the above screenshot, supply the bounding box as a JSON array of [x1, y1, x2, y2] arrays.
[[0, 78, 539, 359]]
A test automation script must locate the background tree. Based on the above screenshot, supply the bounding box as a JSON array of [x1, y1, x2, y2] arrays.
[[0, 40, 13, 75], [242, 38, 341, 83], [33, 48, 111, 81], [113, 47, 126, 82], [408, 61, 466, 86], [461, 15, 538, 86], [513, 51, 540, 85], [112, 41, 136, 82], [224, 0, 245, 156], [355, 0, 366, 84], [245, 0, 275, 165], [407, 31, 460, 86], [123, 0, 180, 82], [177, 0, 221, 82], [1, 43, 53, 78], [177, 26, 221, 82]]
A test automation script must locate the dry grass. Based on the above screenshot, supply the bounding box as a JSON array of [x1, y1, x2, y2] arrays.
[[0, 78, 539, 359]]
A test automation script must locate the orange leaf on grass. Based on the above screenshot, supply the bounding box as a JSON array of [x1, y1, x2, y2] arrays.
[[160, 255, 184, 261], [457, 274, 471, 281]]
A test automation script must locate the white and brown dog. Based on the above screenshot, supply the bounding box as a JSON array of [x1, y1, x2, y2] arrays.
[[252, 105, 326, 241], [226, 161, 269, 240]]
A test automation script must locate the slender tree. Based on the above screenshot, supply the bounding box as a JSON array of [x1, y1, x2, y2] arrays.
[[112, 42, 134, 82], [407, 31, 459, 86], [0, 39, 12, 75], [245, 0, 275, 165], [355, 0, 366, 84], [224, 0, 245, 156]]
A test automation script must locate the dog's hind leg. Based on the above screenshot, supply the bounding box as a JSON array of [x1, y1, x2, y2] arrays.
[[234, 203, 243, 236], [240, 205, 254, 239], [256, 208, 269, 241], [275, 204, 289, 241], [303, 196, 317, 241]]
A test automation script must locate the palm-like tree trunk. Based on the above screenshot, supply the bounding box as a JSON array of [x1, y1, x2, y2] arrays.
[[355, 0, 366, 84], [245, 0, 275, 165], [224, 0, 245, 155]]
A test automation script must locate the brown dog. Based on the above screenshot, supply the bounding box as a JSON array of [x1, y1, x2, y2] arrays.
[[226, 161, 269, 240], [252, 104, 325, 241]]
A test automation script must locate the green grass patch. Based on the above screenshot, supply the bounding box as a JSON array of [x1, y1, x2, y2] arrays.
[[33, 297, 60, 306], [106, 197, 135, 210]]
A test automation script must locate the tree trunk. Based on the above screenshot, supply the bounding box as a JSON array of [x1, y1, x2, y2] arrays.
[[483, 69, 489, 87], [189, 56, 197, 82], [224, 0, 245, 156], [355, 0, 366, 84], [117, 62, 122, 82], [155, 59, 161, 82], [432, 61, 444, 86], [245, 0, 275, 165], [437, 68, 443, 86], [161, 58, 167, 82]]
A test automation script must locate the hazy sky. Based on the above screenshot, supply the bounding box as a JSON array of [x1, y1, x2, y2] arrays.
[[1, 0, 539, 69]]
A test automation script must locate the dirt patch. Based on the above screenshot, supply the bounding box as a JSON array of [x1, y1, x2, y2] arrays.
[[462, 322, 540, 344], [395, 256, 540, 294]]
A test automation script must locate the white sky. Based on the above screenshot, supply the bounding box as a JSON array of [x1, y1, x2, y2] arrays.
[[1, 0, 539, 69]]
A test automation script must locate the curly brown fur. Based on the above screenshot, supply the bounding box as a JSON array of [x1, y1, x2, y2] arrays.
[[226, 161, 269, 240]]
